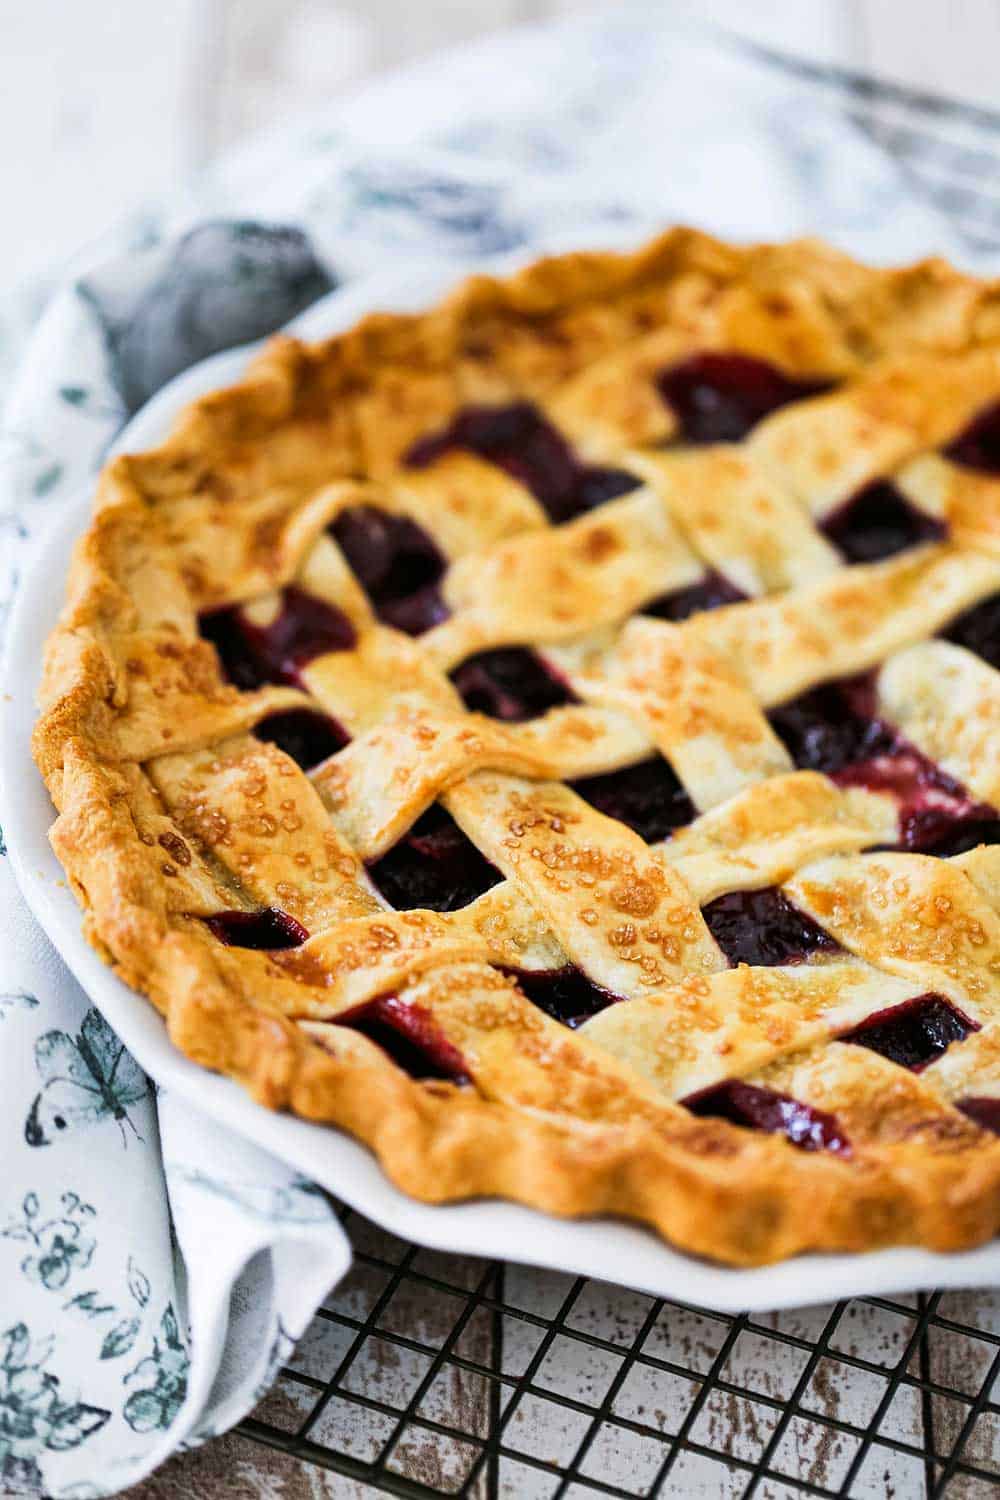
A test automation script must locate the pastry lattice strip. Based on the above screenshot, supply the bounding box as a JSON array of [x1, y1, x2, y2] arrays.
[[92, 306, 1000, 1165]]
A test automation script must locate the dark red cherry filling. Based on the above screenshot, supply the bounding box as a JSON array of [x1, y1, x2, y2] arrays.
[[840, 993, 978, 1071], [450, 647, 577, 721], [914, 818, 1000, 859], [570, 757, 696, 843], [702, 886, 840, 968], [339, 995, 470, 1084], [405, 401, 638, 524], [205, 907, 309, 950], [199, 586, 356, 689], [837, 750, 1000, 855], [768, 674, 883, 775], [820, 480, 947, 565], [684, 1080, 850, 1154], [943, 399, 1000, 474], [768, 675, 1000, 854], [511, 966, 619, 1028], [330, 505, 449, 636], [942, 591, 1000, 672], [657, 353, 830, 445], [253, 708, 349, 770], [956, 1097, 1000, 1135], [367, 804, 502, 913], [642, 569, 746, 623]]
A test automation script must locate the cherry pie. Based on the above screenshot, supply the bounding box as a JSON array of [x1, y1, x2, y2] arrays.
[[35, 230, 1000, 1264]]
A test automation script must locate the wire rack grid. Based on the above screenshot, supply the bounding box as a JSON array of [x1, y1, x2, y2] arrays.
[[235, 53, 1000, 1500], [240, 1206, 1000, 1499]]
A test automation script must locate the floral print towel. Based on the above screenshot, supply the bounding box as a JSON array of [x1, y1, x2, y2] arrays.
[[0, 10, 988, 1495]]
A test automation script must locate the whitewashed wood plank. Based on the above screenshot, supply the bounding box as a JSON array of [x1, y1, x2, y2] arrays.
[[119, 1422, 385, 1497], [206, 0, 544, 157], [920, 1289, 1000, 1497], [23, 3, 1000, 1496], [0, 0, 204, 289]]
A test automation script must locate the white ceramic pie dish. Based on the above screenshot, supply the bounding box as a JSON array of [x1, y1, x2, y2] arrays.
[[6, 255, 1000, 1312]]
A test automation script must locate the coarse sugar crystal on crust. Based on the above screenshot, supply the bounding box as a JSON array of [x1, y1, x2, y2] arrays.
[[33, 227, 1000, 1264]]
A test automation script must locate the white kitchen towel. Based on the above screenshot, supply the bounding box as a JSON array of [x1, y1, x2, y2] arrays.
[[0, 9, 996, 1495]]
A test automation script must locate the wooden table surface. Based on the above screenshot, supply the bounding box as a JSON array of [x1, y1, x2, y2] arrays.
[[6, 3, 1000, 1496]]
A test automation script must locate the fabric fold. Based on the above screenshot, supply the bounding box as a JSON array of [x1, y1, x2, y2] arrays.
[[1, 9, 994, 1493]]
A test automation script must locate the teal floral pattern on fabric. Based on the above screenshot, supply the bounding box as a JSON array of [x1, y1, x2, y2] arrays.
[[25, 1010, 148, 1149], [0, 11, 978, 1494], [82, 221, 334, 414], [164, 1168, 333, 1223], [0, 1322, 110, 1493], [1, 990, 38, 1021], [3, 1193, 96, 1291], [122, 1307, 189, 1435]]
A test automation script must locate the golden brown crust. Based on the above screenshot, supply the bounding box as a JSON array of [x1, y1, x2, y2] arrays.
[[33, 227, 1000, 1265]]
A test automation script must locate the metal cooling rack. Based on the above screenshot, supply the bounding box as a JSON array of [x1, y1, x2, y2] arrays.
[[242, 1207, 1000, 1498], [238, 48, 1000, 1500]]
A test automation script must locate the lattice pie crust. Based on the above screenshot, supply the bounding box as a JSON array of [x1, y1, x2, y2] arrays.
[[34, 229, 1000, 1264]]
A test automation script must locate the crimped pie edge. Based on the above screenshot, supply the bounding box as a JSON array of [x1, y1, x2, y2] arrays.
[[32, 227, 1000, 1266]]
